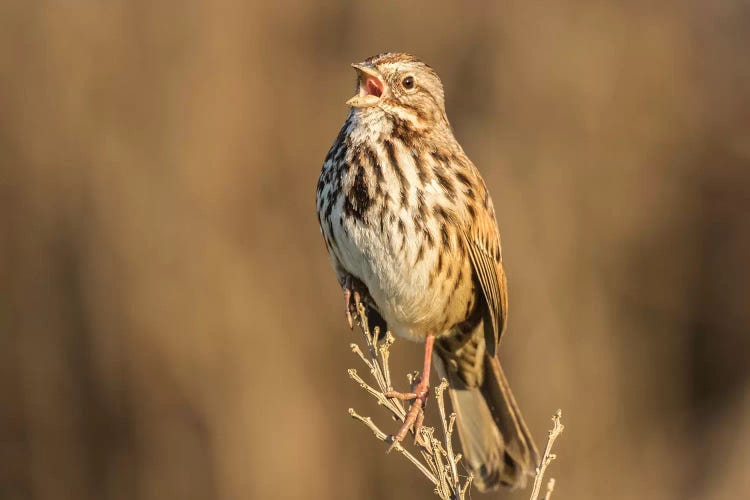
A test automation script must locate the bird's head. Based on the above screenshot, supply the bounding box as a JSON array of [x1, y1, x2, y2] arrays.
[[346, 53, 447, 125]]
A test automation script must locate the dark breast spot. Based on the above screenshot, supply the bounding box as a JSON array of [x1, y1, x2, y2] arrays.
[[455, 171, 471, 188], [365, 146, 384, 185], [384, 140, 410, 208], [451, 267, 463, 297], [434, 168, 456, 201], [441, 225, 451, 248], [431, 151, 447, 163], [323, 198, 334, 221], [425, 230, 435, 249], [412, 151, 429, 186], [343, 166, 372, 222], [433, 204, 448, 221], [414, 242, 426, 265]]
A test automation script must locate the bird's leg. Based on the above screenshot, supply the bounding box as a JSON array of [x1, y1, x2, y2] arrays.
[[342, 275, 362, 329], [385, 335, 435, 450]]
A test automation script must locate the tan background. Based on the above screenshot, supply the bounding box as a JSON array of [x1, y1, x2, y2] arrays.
[[1, 1, 749, 499]]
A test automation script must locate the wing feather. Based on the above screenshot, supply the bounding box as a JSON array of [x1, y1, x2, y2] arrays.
[[462, 216, 508, 357]]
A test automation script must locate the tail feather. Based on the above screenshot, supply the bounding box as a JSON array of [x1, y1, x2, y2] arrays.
[[481, 355, 538, 480], [435, 350, 538, 491]]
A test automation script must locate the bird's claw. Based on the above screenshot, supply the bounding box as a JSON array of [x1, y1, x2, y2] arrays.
[[344, 288, 353, 329], [386, 379, 430, 452], [343, 277, 362, 330]]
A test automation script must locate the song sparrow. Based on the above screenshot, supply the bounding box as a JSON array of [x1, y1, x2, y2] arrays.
[[316, 52, 538, 491]]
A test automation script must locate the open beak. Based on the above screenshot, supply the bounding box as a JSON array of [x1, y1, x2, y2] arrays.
[[346, 63, 386, 108]]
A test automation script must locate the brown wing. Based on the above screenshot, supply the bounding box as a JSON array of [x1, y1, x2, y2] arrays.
[[461, 210, 508, 357]]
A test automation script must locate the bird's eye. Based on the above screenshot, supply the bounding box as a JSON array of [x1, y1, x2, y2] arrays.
[[402, 76, 415, 90]]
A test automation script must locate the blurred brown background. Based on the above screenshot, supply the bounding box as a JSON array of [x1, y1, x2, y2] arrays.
[[1, 1, 749, 499]]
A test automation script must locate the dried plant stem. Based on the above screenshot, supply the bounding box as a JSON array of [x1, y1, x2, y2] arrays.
[[348, 409, 438, 484], [347, 304, 563, 500], [529, 410, 565, 500], [542, 478, 556, 500], [347, 304, 471, 500]]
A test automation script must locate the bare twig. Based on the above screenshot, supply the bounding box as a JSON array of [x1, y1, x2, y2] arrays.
[[542, 478, 556, 500], [435, 380, 460, 484], [529, 410, 565, 500], [348, 408, 437, 484], [347, 304, 563, 500], [347, 304, 471, 500]]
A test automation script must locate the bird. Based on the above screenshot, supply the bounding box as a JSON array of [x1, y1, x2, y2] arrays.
[[316, 52, 538, 491]]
